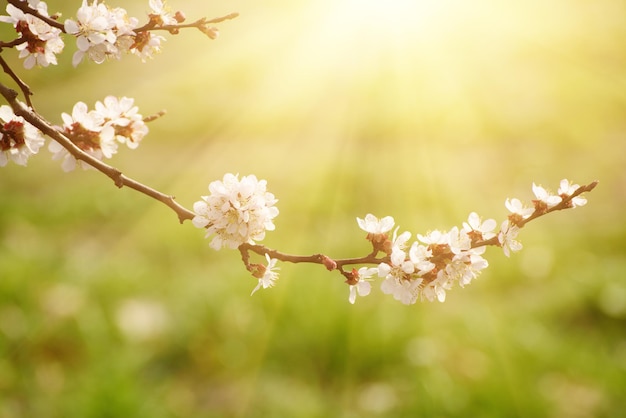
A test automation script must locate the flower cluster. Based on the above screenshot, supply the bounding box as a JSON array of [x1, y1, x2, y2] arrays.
[[64, 0, 182, 66], [231, 178, 593, 302], [0, 104, 45, 166], [192, 173, 279, 250], [354, 214, 492, 305], [0, 0, 64, 69], [0, 0, 194, 68], [339, 178, 590, 305], [49, 96, 148, 171]]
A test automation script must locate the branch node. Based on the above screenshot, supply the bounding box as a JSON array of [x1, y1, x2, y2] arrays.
[[113, 171, 124, 188], [319, 254, 337, 271]]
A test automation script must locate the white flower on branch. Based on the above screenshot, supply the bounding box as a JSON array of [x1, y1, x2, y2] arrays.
[[250, 254, 280, 295], [447, 226, 472, 254], [378, 230, 423, 305], [65, 0, 119, 66], [193, 174, 279, 250], [47, 96, 147, 171], [49, 101, 116, 171], [417, 229, 448, 246], [408, 242, 435, 274], [504, 197, 534, 226], [377, 227, 490, 304], [532, 182, 562, 213], [0, 105, 45, 166], [498, 220, 523, 257], [148, 0, 179, 26], [357, 213, 394, 235], [420, 273, 451, 303], [348, 267, 375, 304], [450, 252, 489, 288], [357, 213, 396, 254], [380, 272, 423, 305], [95, 96, 148, 149], [357, 213, 397, 254], [558, 178, 587, 208], [127, 31, 165, 62], [462, 211, 497, 242], [0, 1, 64, 69]]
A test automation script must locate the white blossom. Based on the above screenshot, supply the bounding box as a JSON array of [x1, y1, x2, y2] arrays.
[[109, 6, 138, 37], [498, 220, 523, 257], [462, 212, 497, 240], [128, 31, 165, 62], [417, 229, 448, 246], [148, 0, 179, 26], [0, 1, 64, 69], [505, 197, 534, 219], [65, 0, 119, 66], [0, 105, 45, 166], [446, 251, 488, 288], [558, 178, 587, 207], [420, 273, 450, 303], [378, 231, 424, 305], [348, 267, 375, 304], [251, 254, 280, 295], [447, 226, 471, 255], [381, 275, 423, 305], [49, 101, 116, 171], [95, 96, 148, 149], [532, 182, 562, 209], [462, 254, 489, 285], [193, 173, 279, 250], [408, 241, 435, 274], [357, 213, 394, 234]]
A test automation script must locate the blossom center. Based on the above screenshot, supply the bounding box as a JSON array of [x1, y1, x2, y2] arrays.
[[0, 120, 26, 151], [16, 20, 47, 54], [65, 122, 101, 152]]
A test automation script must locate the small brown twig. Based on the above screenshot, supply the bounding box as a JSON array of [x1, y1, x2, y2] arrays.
[[238, 243, 389, 276], [472, 180, 599, 248], [0, 55, 34, 109], [134, 13, 239, 34]]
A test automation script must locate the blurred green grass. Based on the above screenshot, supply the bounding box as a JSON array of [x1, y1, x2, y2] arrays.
[[1, 0, 626, 417]]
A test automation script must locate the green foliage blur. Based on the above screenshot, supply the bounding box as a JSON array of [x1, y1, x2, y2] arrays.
[[1, 0, 625, 417]]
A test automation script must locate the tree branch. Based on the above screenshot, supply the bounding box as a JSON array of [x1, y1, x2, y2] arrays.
[[134, 13, 239, 35], [472, 180, 599, 248], [0, 81, 195, 223], [0, 55, 34, 108], [238, 180, 598, 276]]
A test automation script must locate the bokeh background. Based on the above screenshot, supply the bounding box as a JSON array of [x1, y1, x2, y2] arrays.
[[1, 0, 625, 416]]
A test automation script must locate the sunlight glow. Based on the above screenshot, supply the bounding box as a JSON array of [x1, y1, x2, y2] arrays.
[[181, 0, 586, 169], [338, 0, 447, 37], [330, 0, 483, 45]]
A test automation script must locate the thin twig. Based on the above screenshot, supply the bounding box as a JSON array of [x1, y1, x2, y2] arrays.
[[239, 243, 389, 272], [0, 55, 34, 108], [205, 13, 240, 24], [0, 38, 28, 48], [472, 180, 599, 248], [134, 13, 239, 33]]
